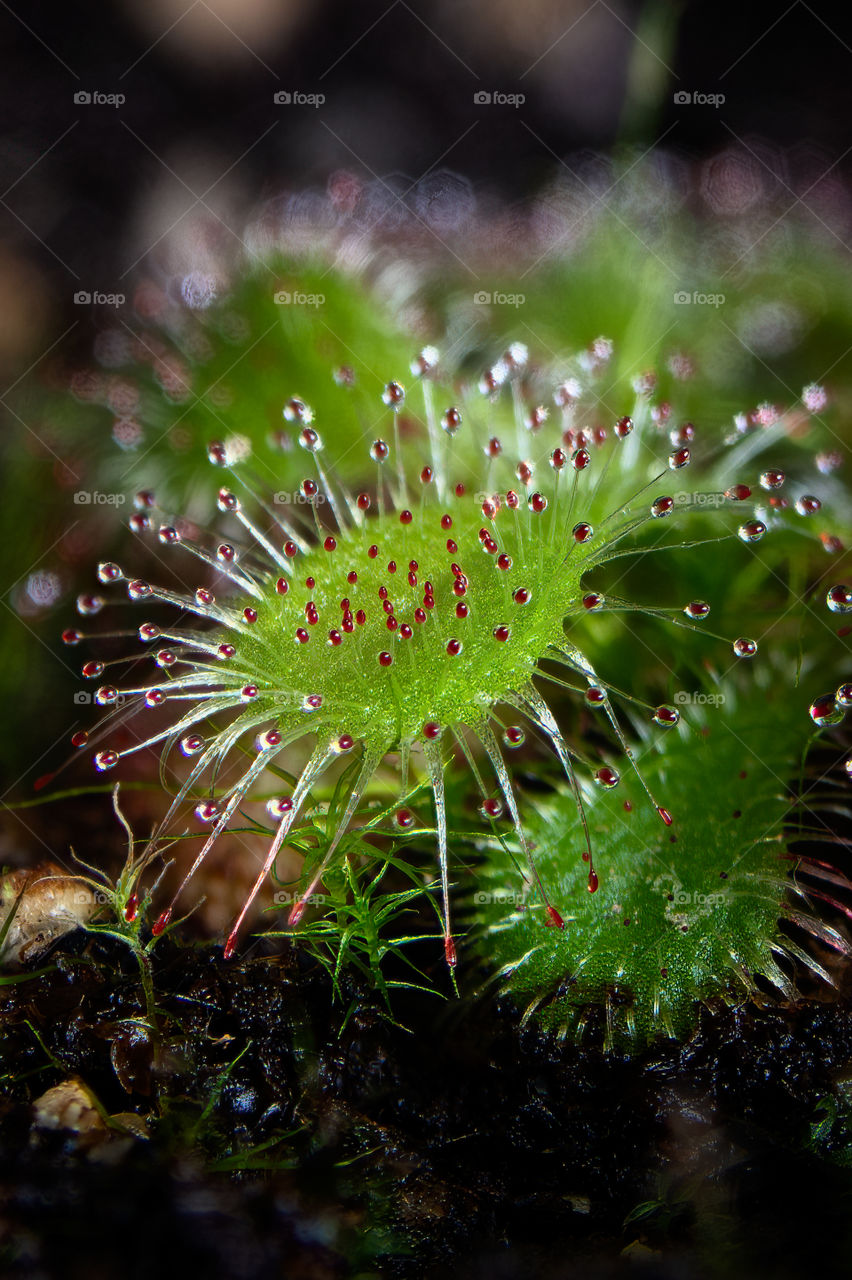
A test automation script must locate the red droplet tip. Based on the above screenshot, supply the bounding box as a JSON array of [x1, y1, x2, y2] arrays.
[[223, 934, 238, 961], [33, 771, 56, 792], [444, 935, 457, 967], [545, 905, 565, 929], [288, 900, 306, 927], [152, 909, 171, 936], [658, 806, 673, 827]]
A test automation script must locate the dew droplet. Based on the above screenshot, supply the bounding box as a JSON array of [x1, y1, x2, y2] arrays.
[[738, 520, 766, 543], [370, 440, 389, 463], [795, 495, 821, 516], [217, 488, 240, 512], [77, 594, 105, 616], [411, 346, 439, 378], [732, 637, 758, 659], [572, 522, 593, 543], [394, 807, 416, 829], [266, 796, 293, 819], [382, 381, 405, 409], [283, 396, 312, 423], [595, 766, 619, 788], [94, 749, 119, 772], [683, 600, 710, 619], [180, 734, 205, 757], [195, 800, 220, 823], [809, 694, 845, 728], [479, 798, 503, 819], [759, 469, 785, 490], [299, 426, 323, 453], [441, 406, 462, 436], [668, 447, 691, 469], [653, 706, 680, 727], [827, 585, 852, 614], [651, 496, 674, 518], [503, 726, 525, 749], [94, 685, 119, 706], [97, 561, 123, 584]]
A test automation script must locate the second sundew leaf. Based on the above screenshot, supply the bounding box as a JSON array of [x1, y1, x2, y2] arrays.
[[474, 675, 852, 1050]]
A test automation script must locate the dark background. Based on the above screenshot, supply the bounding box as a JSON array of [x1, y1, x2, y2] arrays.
[[0, 0, 849, 332]]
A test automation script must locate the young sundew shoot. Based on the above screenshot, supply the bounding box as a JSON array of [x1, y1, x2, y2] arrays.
[[60, 341, 828, 966]]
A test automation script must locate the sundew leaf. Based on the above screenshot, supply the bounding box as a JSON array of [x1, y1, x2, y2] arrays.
[[474, 674, 852, 1049]]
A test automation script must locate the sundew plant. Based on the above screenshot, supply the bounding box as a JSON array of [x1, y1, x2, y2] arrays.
[[60, 309, 848, 988]]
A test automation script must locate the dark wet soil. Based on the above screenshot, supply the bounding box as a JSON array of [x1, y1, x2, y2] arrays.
[[2, 927, 852, 1279]]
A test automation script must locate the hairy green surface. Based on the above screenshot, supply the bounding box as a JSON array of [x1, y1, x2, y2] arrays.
[[475, 678, 850, 1048]]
